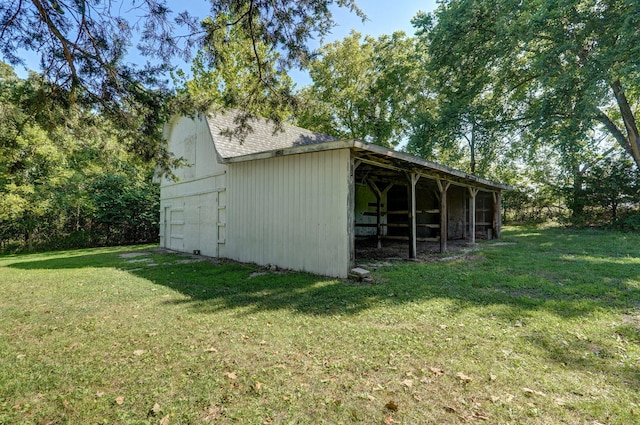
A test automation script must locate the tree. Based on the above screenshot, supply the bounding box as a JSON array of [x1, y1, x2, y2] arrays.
[[172, 15, 296, 128], [421, 0, 640, 170], [0, 65, 159, 251], [1, 0, 363, 170], [297, 31, 421, 147], [408, 13, 510, 177]]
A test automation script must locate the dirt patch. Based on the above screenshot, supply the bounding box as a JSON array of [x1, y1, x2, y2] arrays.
[[356, 238, 481, 263], [118, 252, 152, 259]]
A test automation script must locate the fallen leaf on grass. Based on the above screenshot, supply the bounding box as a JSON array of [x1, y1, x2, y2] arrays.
[[160, 414, 170, 425], [384, 416, 395, 424], [115, 396, 124, 405], [473, 411, 490, 420], [133, 349, 145, 356], [456, 372, 472, 383], [148, 402, 161, 417], [254, 382, 263, 393], [522, 387, 546, 397], [444, 405, 457, 413], [225, 372, 237, 380], [204, 347, 218, 353], [429, 366, 445, 376], [400, 379, 413, 388], [489, 374, 497, 381]]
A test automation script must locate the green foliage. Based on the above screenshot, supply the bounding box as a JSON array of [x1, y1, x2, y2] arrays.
[[0, 0, 363, 170], [423, 0, 640, 169], [172, 14, 296, 126], [297, 31, 422, 147], [0, 66, 159, 252], [573, 154, 640, 226]]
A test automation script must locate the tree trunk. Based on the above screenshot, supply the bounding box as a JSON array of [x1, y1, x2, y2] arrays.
[[608, 80, 640, 168]]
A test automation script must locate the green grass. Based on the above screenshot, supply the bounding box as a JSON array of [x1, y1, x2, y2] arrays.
[[1, 226, 640, 424]]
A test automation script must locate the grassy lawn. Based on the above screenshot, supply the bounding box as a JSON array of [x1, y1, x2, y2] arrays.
[[1, 226, 640, 424]]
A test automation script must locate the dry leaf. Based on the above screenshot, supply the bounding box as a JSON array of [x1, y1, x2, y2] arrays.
[[489, 374, 497, 381], [95, 391, 105, 398], [149, 402, 161, 417], [522, 387, 546, 397], [254, 382, 263, 392], [456, 372, 472, 383], [204, 347, 218, 353], [115, 396, 125, 405], [400, 379, 413, 388], [133, 349, 145, 356], [490, 396, 500, 403], [225, 372, 237, 380], [367, 394, 376, 401], [444, 405, 457, 413], [384, 416, 395, 424], [385, 400, 398, 412], [429, 366, 445, 376], [473, 412, 490, 420], [160, 414, 170, 425]]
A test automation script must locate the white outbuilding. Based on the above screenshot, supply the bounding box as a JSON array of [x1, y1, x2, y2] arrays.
[[158, 111, 510, 278]]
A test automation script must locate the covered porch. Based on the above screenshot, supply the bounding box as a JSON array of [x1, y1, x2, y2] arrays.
[[349, 142, 510, 261]]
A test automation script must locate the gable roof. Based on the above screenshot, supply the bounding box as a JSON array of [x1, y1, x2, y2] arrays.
[[203, 111, 511, 192], [206, 110, 337, 159]]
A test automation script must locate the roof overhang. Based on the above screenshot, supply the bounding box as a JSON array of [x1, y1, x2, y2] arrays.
[[223, 139, 512, 192]]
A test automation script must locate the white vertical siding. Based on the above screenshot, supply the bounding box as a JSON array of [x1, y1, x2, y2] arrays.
[[159, 115, 227, 257], [225, 149, 351, 277]]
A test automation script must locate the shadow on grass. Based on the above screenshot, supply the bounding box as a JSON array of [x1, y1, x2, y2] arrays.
[[7, 228, 640, 390], [6, 227, 640, 320]]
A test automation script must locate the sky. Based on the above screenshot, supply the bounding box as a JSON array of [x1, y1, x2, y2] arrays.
[[12, 1, 438, 86], [290, 0, 438, 86]]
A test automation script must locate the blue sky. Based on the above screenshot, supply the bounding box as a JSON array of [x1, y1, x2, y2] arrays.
[[12, 1, 438, 86], [290, 0, 437, 86]]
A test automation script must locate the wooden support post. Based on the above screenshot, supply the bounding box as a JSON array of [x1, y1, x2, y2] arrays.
[[437, 179, 451, 253], [348, 157, 357, 271], [407, 173, 420, 259], [492, 191, 502, 239], [365, 180, 392, 249], [468, 187, 479, 244]]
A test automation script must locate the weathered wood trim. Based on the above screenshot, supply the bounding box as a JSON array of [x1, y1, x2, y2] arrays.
[[407, 173, 420, 258], [348, 153, 357, 271], [438, 179, 451, 253], [468, 187, 479, 244], [493, 191, 502, 239]]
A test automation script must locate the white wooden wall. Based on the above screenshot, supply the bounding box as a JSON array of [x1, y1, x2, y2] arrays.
[[223, 149, 351, 277], [159, 115, 227, 257]]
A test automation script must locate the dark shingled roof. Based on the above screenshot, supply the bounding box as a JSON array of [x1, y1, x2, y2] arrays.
[[207, 110, 338, 159]]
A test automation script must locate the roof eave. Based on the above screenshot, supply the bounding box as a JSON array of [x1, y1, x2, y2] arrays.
[[221, 139, 356, 163], [222, 138, 512, 192]]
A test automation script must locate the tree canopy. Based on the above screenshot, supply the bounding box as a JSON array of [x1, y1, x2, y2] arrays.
[[418, 0, 640, 169], [0, 0, 362, 171], [297, 30, 422, 147]]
